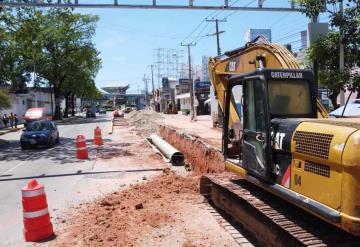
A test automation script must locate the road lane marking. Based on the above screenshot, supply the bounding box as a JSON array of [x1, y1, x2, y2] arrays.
[[0, 161, 26, 176]]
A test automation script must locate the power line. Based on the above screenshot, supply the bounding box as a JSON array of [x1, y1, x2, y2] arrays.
[[177, 3, 228, 47], [272, 22, 308, 38], [190, 22, 211, 44], [223, 0, 256, 19], [274, 31, 302, 42], [269, 12, 291, 28], [286, 39, 302, 44], [177, 0, 244, 48], [206, 18, 227, 55]]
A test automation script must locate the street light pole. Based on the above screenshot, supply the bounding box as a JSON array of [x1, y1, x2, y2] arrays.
[[181, 42, 196, 121]]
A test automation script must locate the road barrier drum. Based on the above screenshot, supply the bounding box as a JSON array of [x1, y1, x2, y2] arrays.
[[76, 135, 88, 159], [93, 126, 103, 145], [21, 179, 54, 242]]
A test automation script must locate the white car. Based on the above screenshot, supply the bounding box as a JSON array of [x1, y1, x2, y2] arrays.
[[330, 100, 360, 117]]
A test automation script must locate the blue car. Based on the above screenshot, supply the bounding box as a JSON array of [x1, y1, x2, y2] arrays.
[[20, 120, 59, 150]]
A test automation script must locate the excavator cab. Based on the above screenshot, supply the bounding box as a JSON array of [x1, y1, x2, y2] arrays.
[[223, 68, 317, 181]]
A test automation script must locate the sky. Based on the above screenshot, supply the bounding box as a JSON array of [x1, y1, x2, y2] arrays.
[[74, 0, 331, 94]]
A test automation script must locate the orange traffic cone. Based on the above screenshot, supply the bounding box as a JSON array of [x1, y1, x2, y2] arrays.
[[93, 126, 103, 145], [21, 179, 54, 242], [76, 135, 88, 159]]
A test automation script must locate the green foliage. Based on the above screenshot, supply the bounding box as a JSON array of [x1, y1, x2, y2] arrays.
[[307, 31, 359, 106], [331, 1, 360, 54], [0, 89, 12, 110], [0, 10, 29, 89], [1, 7, 102, 119], [292, 0, 328, 17], [297, 0, 359, 101]]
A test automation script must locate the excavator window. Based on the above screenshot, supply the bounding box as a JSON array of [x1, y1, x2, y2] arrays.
[[267, 80, 312, 116]]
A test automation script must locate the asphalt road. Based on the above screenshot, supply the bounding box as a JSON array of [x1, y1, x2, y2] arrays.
[[0, 114, 115, 246]]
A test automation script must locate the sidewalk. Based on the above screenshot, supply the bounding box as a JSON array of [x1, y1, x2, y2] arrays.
[[157, 113, 222, 149], [0, 125, 24, 136]]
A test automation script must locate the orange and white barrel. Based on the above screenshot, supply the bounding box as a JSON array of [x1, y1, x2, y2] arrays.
[[76, 135, 88, 159], [93, 126, 103, 145], [21, 179, 54, 242]]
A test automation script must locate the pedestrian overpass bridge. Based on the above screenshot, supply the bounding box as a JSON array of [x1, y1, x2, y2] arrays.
[[0, 0, 299, 12]]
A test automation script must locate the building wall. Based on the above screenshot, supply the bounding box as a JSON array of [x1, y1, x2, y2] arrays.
[[180, 97, 191, 112], [0, 89, 55, 126]]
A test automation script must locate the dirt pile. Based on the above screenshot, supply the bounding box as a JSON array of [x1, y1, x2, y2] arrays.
[[127, 110, 164, 136], [52, 172, 237, 247]]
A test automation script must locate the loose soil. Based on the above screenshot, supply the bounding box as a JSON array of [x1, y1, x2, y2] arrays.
[[159, 125, 225, 175], [43, 115, 238, 247], [127, 110, 164, 136], [51, 172, 237, 247]]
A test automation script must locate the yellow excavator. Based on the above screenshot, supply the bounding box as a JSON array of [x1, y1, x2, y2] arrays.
[[203, 37, 360, 237]]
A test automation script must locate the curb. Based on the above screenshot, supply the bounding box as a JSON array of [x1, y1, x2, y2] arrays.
[[0, 126, 24, 136]]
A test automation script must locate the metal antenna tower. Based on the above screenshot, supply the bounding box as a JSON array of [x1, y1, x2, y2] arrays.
[[153, 48, 166, 88]]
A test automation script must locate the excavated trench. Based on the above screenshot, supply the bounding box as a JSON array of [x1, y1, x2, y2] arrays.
[[158, 125, 225, 174]]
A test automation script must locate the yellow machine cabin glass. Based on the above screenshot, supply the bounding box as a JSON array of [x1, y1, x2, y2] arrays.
[[268, 80, 311, 115]]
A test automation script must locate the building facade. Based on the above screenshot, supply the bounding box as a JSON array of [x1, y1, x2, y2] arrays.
[[245, 28, 272, 42], [0, 87, 55, 126]]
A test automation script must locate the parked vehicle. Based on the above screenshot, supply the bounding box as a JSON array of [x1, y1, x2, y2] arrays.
[[86, 108, 96, 118], [20, 120, 59, 150], [330, 100, 360, 117], [113, 109, 124, 118], [98, 108, 107, 114], [124, 107, 132, 113], [23, 108, 52, 127]]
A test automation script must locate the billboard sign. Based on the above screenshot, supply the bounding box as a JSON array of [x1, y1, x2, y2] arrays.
[[162, 77, 170, 99], [195, 80, 211, 93], [178, 78, 190, 94]]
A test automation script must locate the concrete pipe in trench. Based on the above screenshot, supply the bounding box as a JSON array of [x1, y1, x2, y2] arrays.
[[150, 134, 185, 166]]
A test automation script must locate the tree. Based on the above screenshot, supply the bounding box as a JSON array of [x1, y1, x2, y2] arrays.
[[34, 9, 100, 119], [0, 9, 29, 109], [4, 7, 101, 119], [0, 89, 12, 110], [306, 32, 352, 107], [295, 0, 360, 105], [61, 43, 101, 117]]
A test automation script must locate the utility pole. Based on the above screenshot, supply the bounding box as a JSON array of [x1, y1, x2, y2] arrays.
[[143, 74, 149, 107], [148, 65, 155, 98], [181, 42, 196, 121], [206, 18, 226, 55], [147, 64, 155, 109], [339, 0, 345, 106], [206, 18, 226, 127]]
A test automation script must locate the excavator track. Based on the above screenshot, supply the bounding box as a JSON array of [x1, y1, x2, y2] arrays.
[[200, 173, 360, 247]]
